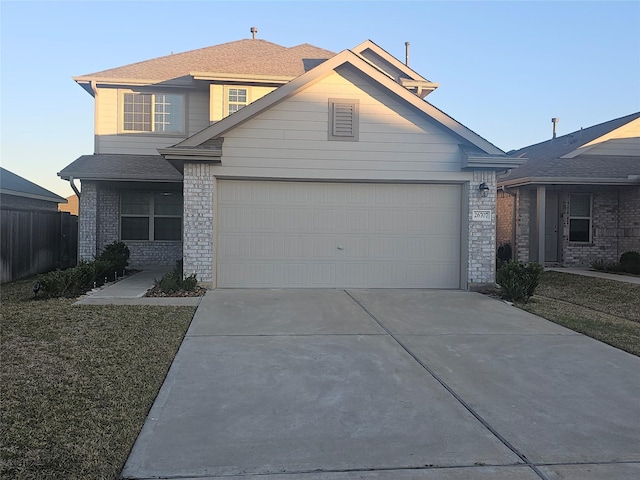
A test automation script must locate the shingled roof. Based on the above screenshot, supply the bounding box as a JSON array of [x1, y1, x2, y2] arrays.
[[74, 39, 336, 84], [500, 112, 640, 186], [1, 167, 65, 203], [58, 155, 183, 182]]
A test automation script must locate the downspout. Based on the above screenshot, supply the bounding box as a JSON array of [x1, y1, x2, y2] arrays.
[[68, 176, 81, 199], [91, 80, 99, 154]]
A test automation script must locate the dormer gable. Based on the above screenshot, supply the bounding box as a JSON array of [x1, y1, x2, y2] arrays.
[[352, 40, 439, 98]]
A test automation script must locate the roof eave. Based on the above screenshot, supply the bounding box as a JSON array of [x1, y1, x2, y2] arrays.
[[189, 71, 294, 84], [462, 153, 528, 170], [499, 176, 640, 188], [0, 189, 65, 203]]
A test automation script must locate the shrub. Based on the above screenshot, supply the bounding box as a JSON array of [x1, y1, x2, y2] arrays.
[[38, 260, 109, 298], [496, 261, 544, 303], [619, 251, 640, 275], [591, 259, 620, 272], [97, 241, 130, 275], [155, 260, 198, 293]]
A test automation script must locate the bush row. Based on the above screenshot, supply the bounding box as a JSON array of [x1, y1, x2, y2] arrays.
[[592, 251, 640, 275], [37, 241, 130, 298]]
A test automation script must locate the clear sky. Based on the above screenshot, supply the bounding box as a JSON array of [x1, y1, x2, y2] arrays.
[[1, 0, 639, 198]]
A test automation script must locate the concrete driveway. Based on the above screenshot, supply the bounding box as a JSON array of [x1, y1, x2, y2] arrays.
[[121, 290, 640, 480]]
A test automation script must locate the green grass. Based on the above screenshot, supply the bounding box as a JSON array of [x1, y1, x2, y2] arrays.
[[1, 278, 196, 480], [520, 271, 640, 356]]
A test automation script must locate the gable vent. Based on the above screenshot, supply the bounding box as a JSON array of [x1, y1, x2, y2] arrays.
[[333, 104, 355, 136], [329, 99, 359, 141]]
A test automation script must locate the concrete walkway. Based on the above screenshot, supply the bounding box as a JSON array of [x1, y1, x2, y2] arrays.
[[546, 267, 640, 285], [121, 289, 640, 480], [74, 265, 201, 306]]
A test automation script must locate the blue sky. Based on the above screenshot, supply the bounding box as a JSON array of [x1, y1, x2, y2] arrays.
[[1, 0, 639, 198]]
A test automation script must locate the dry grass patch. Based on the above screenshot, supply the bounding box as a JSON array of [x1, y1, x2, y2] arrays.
[[520, 271, 640, 356], [1, 278, 195, 479]]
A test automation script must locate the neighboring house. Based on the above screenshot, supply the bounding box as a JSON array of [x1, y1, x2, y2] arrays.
[[497, 112, 640, 267], [1, 168, 76, 282], [1, 167, 66, 211], [59, 194, 79, 215], [59, 37, 523, 289]]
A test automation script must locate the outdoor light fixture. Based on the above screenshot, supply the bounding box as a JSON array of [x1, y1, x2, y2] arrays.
[[479, 182, 490, 197]]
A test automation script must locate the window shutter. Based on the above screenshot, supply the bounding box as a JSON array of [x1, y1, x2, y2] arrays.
[[333, 103, 355, 137]]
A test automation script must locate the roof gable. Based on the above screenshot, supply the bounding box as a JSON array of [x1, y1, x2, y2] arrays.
[[1, 167, 65, 203], [165, 47, 504, 157]]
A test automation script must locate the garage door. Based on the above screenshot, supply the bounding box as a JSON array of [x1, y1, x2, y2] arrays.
[[217, 180, 461, 288]]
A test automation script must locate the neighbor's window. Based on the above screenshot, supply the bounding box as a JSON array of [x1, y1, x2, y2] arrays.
[[569, 194, 591, 242], [123, 93, 185, 133], [121, 192, 182, 241], [328, 99, 359, 141], [228, 88, 248, 114]]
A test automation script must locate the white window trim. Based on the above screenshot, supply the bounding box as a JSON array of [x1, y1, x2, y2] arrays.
[[225, 86, 250, 117], [568, 193, 592, 243], [328, 98, 359, 141], [119, 90, 187, 136], [120, 192, 183, 242]]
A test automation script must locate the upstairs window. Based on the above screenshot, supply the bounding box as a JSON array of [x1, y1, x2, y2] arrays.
[[123, 93, 185, 134], [228, 88, 248, 114], [569, 194, 592, 242], [328, 99, 359, 141], [121, 191, 182, 241]]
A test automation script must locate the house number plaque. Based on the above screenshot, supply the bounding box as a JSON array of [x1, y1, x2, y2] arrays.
[[472, 210, 492, 222]]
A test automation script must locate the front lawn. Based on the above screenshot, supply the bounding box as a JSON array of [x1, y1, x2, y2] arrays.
[[1, 278, 196, 479], [520, 271, 640, 356]]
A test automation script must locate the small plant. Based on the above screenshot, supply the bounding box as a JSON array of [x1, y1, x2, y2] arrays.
[[496, 261, 544, 303], [97, 241, 130, 274], [619, 251, 640, 275], [155, 260, 198, 294]]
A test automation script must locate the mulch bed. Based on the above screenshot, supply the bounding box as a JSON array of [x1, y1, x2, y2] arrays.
[[144, 285, 207, 297]]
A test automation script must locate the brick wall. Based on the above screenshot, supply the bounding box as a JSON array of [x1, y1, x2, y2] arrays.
[[78, 181, 98, 260], [515, 188, 531, 263], [562, 187, 640, 267], [468, 170, 497, 288], [618, 186, 640, 255], [183, 163, 214, 286], [496, 190, 515, 248]]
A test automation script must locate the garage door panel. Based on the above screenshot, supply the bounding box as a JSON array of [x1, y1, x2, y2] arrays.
[[217, 181, 461, 288]]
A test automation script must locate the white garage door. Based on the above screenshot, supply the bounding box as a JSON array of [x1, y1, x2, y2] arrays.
[[217, 180, 461, 288]]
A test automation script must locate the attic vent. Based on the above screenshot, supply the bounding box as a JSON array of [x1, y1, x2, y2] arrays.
[[328, 99, 359, 142]]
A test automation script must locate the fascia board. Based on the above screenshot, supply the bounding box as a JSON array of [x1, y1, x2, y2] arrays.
[[73, 76, 195, 88], [190, 72, 293, 84], [561, 118, 640, 159], [462, 154, 528, 170], [157, 147, 222, 161], [0, 189, 64, 203], [498, 176, 640, 188], [173, 50, 504, 156]]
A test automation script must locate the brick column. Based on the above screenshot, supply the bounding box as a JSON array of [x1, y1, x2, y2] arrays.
[[183, 163, 214, 286], [468, 170, 496, 287], [78, 182, 97, 261]]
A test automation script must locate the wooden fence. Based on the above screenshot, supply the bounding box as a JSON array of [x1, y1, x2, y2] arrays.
[[1, 208, 78, 283]]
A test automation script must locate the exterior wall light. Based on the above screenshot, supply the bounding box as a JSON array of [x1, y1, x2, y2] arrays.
[[479, 182, 490, 197]]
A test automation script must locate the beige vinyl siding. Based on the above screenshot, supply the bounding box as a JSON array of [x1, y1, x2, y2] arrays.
[[209, 84, 277, 122], [212, 66, 467, 181], [95, 88, 209, 155], [585, 137, 640, 156]]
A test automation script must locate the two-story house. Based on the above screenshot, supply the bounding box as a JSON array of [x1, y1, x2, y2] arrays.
[[59, 37, 523, 289]]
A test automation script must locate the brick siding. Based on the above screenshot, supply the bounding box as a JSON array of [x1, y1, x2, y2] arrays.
[[468, 170, 497, 288], [182, 163, 215, 286]]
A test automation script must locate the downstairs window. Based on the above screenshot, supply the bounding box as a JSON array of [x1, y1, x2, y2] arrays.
[[121, 192, 182, 241], [568, 194, 592, 242]]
